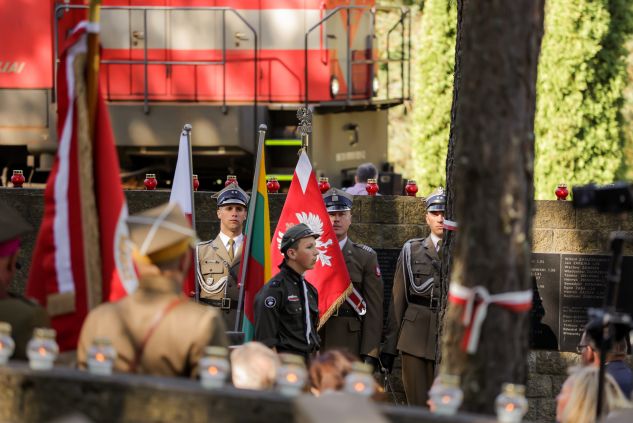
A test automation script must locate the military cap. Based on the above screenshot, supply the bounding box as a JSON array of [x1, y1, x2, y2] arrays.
[[426, 187, 446, 212], [126, 202, 196, 263], [217, 183, 249, 207], [0, 203, 32, 257], [323, 188, 353, 212], [280, 223, 320, 254]]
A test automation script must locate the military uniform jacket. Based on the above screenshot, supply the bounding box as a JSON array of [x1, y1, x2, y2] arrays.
[[383, 236, 440, 360], [0, 293, 50, 360], [196, 234, 242, 327], [77, 275, 228, 378], [254, 263, 320, 356], [319, 239, 383, 358]]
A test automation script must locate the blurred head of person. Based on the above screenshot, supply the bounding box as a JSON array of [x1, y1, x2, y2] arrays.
[[0, 203, 31, 298], [556, 366, 632, 423], [231, 341, 280, 390], [309, 349, 358, 396], [354, 163, 378, 184]]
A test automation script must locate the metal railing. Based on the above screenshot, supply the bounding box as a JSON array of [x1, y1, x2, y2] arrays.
[[54, 5, 258, 119], [304, 5, 411, 107]]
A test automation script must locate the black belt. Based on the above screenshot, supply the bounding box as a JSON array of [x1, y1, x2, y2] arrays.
[[333, 307, 360, 318], [409, 296, 439, 309], [199, 297, 237, 310]]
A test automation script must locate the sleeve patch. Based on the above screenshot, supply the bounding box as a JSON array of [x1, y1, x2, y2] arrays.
[[264, 296, 277, 308]]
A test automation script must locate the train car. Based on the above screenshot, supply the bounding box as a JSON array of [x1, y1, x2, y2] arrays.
[[0, 0, 410, 189]]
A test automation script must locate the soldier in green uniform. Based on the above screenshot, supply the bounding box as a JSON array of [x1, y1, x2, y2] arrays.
[[0, 203, 50, 359], [254, 223, 321, 361], [196, 183, 249, 328], [78, 202, 228, 377], [319, 188, 383, 370], [380, 188, 445, 406]]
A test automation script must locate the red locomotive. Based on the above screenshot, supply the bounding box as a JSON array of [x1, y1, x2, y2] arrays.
[[0, 0, 410, 189]]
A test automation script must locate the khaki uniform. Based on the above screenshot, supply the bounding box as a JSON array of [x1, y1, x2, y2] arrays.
[[196, 235, 242, 328], [319, 239, 383, 359], [0, 293, 50, 360], [78, 274, 228, 377], [384, 236, 440, 406]]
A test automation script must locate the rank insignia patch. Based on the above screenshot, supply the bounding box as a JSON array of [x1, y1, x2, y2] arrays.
[[287, 295, 299, 302]]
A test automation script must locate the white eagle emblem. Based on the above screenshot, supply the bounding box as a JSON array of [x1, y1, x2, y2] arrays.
[[277, 212, 333, 267]]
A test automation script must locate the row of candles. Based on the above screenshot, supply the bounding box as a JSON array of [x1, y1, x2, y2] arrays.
[[0, 320, 529, 421], [8, 169, 569, 201]]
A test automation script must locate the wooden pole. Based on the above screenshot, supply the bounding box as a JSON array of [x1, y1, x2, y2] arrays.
[[86, 0, 101, 137]]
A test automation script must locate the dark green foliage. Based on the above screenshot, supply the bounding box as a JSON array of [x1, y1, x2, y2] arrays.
[[534, 0, 633, 199]]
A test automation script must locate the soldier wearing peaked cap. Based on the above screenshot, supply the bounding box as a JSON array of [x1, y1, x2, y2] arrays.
[[0, 203, 50, 360], [78, 202, 228, 377], [319, 188, 384, 370], [254, 223, 321, 360], [196, 183, 249, 328], [381, 187, 445, 406]]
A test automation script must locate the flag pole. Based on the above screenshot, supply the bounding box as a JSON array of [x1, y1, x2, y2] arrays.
[[183, 123, 199, 302], [234, 124, 268, 332], [86, 0, 101, 136], [297, 107, 312, 153]]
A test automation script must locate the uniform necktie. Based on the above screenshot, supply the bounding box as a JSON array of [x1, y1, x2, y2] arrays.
[[302, 277, 313, 345], [436, 239, 442, 252], [228, 238, 235, 261]]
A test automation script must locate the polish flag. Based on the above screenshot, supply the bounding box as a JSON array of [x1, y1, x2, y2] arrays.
[[270, 151, 352, 327]]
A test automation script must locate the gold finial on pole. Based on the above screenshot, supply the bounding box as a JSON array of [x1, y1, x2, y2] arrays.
[[297, 107, 312, 152]]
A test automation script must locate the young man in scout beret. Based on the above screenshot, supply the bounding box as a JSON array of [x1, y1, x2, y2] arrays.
[[319, 188, 383, 370], [0, 203, 50, 359], [381, 187, 445, 406], [196, 183, 249, 328], [254, 223, 321, 360], [78, 202, 228, 377]]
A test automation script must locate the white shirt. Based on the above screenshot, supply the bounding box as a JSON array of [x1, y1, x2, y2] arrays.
[[430, 233, 442, 252], [218, 232, 244, 255], [338, 237, 348, 251]]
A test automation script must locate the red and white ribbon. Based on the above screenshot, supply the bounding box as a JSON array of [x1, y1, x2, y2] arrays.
[[443, 219, 458, 231], [448, 283, 532, 354]]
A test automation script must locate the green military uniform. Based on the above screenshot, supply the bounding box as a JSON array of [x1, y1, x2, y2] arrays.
[[0, 202, 50, 360], [382, 188, 445, 406], [196, 183, 249, 329], [318, 188, 383, 363], [254, 224, 321, 360], [77, 202, 228, 377]]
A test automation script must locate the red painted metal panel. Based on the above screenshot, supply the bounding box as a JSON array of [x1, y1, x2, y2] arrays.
[[0, 0, 53, 88]]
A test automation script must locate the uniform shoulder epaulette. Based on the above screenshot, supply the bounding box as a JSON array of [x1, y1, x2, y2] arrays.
[[197, 239, 213, 247], [354, 242, 376, 255], [403, 238, 426, 248], [268, 279, 282, 288], [8, 292, 40, 307]]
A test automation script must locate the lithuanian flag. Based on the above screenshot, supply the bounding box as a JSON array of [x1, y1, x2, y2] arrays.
[[240, 127, 272, 341]]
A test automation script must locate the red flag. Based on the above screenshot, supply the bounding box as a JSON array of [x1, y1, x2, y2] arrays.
[[169, 129, 196, 296], [26, 21, 137, 351], [270, 151, 352, 328]]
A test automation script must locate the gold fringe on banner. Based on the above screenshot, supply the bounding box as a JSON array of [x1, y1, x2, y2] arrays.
[[317, 283, 353, 330]]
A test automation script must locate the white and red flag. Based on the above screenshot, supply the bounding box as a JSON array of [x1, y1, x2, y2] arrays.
[[270, 151, 352, 327], [169, 128, 196, 296], [26, 21, 137, 351]]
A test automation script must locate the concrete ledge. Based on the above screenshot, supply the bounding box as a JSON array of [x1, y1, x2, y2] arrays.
[[0, 363, 496, 423]]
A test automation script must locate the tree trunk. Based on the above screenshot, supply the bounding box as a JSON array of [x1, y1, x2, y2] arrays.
[[439, 0, 544, 414]]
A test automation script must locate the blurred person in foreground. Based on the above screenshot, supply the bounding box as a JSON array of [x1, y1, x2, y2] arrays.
[[345, 163, 378, 195], [231, 341, 280, 390], [556, 366, 632, 423], [0, 203, 50, 359], [78, 203, 228, 377], [309, 349, 382, 398], [578, 329, 633, 398]]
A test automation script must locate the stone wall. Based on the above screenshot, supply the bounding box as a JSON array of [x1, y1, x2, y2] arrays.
[[2, 188, 633, 422]]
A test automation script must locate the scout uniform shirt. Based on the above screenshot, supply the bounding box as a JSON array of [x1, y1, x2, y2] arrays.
[[0, 293, 50, 359], [254, 262, 320, 357]]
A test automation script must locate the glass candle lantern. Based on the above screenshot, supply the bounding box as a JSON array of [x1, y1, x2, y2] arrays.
[[276, 353, 307, 396], [555, 184, 569, 201], [11, 170, 25, 188], [225, 175, 238, 187], [495, 383, 528, 423], [405, 179, 419, 197], [365, 178, 379, 196], [344, 362, 375, 397], [144, 173, 158, 190], [429, 374, 463, 415], [87, 337, 117, 375], [0, 322, 15, 365], [266, 177, 280, 194], [199, 346, 230, 389], [192, 174, 200, 191], [318, 177, 331, 194], [26, 328, 59, 370]]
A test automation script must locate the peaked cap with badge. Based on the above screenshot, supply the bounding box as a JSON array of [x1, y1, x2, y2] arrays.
[[280, 223, 320, 254], [126, 202, 196, 264], [217, 183, 249, 207], [0, 203, 32, 257], [425, 187, 446, 212], [323, 188, 353, 212]]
